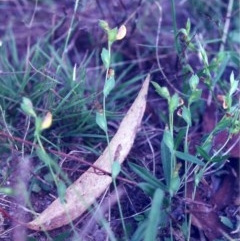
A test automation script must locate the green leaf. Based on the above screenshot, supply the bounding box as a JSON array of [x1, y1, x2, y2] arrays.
[[34, 117, 42, 137], [131, 220, 148, 241], [212, 116, 232, 134], [129, 162, 167, 191], [163, 129, 174, 151], [99, 20, 109, 31], [178, 28, 188, 38], [111, 161, 121, 179], [35, 148, 63, 179], [21, 97, 37, 118], [36, 148, 53, 166], [108, 27, 118, 43], [144, 189, 164, 241], [230, 71, 235, 84], [101, 48, 110, 69], [183, 64, 194, 73], [229, 71, 239, 96], [151, 81, 170, 100], [211, 155, 229, 162], [169, 163, 181, 196], [175, 151, 204, 166], [195, 169, 204, 186], [188, 42, 196, 51], [182, 106, 192, 126], [212, 53, 230, 86], [169, 175, 180, 196], [103, 75, 115, 97], [229, 80, 239, 96], [196, 146, 211, 161], [199, 42, 209, 66], [138, 182, 156, 197], [220, 216, 234, 229], [57, 180, 67, 204], [189, 89, 202, 104], [96, 111, 107, 133], [174, 128, 186, 150], [161, 140, 171, 188], [189, 74, 199, 91], [201, 136, 213, 153], [0, 187, 14, 195], [169, 93, 179, 113], [186, 18, 191, 34]]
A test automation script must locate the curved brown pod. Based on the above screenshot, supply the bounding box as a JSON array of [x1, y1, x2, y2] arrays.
[[27, 74, 150, 231]]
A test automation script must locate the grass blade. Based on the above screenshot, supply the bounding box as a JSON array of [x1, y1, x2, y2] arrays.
[[144, 188, 164, 241]]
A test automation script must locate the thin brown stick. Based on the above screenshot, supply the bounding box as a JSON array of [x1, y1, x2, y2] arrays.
[[0, 131, 137, 186]]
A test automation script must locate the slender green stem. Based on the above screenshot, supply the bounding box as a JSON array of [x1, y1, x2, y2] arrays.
[[113, 180, 128, 239], [36, 134, 44, 151], [183, 105, 190, 193], [101, 39, 127, 239], [36, 134, 59, 186], [168, 110, 175, 239], [169, 111, 175, 177], [184, 108, 190, 153], [103, 40, 112, 155], [184, 105, 191, 241], [187, 184, 197, 241]]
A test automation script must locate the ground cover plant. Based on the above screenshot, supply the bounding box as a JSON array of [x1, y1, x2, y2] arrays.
[[0, 0, 239, 240]]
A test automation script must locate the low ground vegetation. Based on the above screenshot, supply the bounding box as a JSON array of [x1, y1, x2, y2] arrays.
[[0, 0, 239, 240]]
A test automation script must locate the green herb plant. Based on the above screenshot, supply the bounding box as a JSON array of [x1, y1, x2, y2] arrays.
[[20, 97, 68, 203], [129, 15, 239, 241], [97, 19, 129, 240]]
